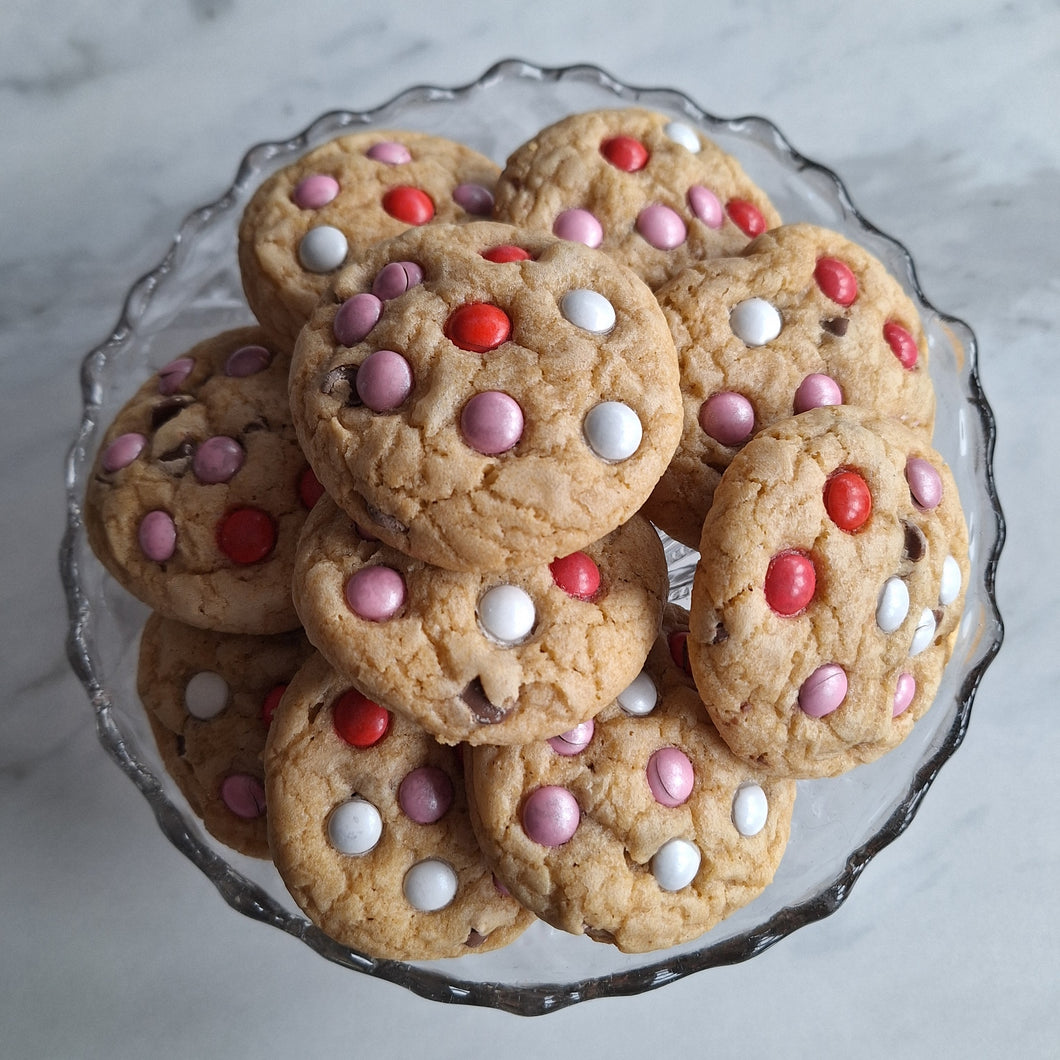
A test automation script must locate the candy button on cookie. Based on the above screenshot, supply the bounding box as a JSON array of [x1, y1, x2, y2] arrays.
[[636, 204, 687, 250], [291, 173, 340, 209], [793, 372, 843, 413], [382, 185, 435, 225], [345, 564, 406, 621], [731, 783, 769, 837], [403, 859, 459, 911], [452, 182, 494, 215], [217, 507, 276, 565], [333, 293, 383, 346], [548, 719, 595, 756], [824, 468, 872, 531], [764, 549, 816, 616], [651, 838, 701, 892], [298, 225, 348, 272], [699, 391, 755, 447], [906, 456, 943, 510], [460, 391, 524, 454], [730, 297, 782, 346], [444, 301, 512, 352], [355, 349, 413, 411], [617, 669, 658, 716], [663, 120, 701, 152], [102, 432, 146, 471], [332, 688, 391, 748], [553, 208, 604, 247], [138, 510, 177, 563], [798, 664, 849, 718], [522, 786, 581, 847], [328, 797, 384, 855], [476, 584, 536, 645], [814, 256, 859, 306], [366, 140, 412, 164], [560, 287, 616, 333], [646, 747, 695, 807], [884, 320, 920, 370], [192, 437, 244, 484], [549, 551, 601, 600], [185, 670, 229, 720], [224, 343, 272, 377], [220, 774, 267, 820], [688, 184, 723, 228], [583, 401, 642, 461], [399, 767, 453, 824], [725, 198, 768, 237], [158, 357, 194, 395], [601, 135, 649, 171], [371, 260, 425, 299]]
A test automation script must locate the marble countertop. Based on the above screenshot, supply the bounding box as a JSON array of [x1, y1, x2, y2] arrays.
[[3, 1, 1057, 1056]]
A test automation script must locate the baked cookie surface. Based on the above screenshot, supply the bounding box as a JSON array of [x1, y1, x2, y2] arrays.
[[289, 220, 683, 572], [464, 608, 796, 953], [492, 107, 781, 290], [292, 494, 668, 746], [238, 130, 501, 349], [687, 406, 968, 778], [265, 651, 534, 959], [136, 612, 313, 858], [84, 327, 314, 634]]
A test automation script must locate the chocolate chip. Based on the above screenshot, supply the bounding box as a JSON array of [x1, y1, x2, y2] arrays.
[[584, 925, 617, 944], [460, 678, 509, 724], [465, 929, 488, 948], [157, 439, 194, 465], [822, 317, 850, 336], [175, 734, 186, 757], [150, 396, 193, 428], [711, 621, 729, 645], [903, 520, 927, 562], [366, 505, 408, 535], [321, 364, 362, 406]]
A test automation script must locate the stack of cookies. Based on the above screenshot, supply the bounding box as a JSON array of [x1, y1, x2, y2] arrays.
[[83, 108, 968, 960]]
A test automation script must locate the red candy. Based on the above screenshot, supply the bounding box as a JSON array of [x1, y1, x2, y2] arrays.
[[216, 507, 276, 565], [298, 465, 325, 509], [824, 469, 872, 532], [764, 549, 816, 616], [883, 321, 919, 370], [668, 630, 692, 675], [814, 257, 859, 306], [600, 135, 649, 172], [549, 552, 601, 600], [444, 302, 512, 352], [481, 244, 533, 263], [332, 689, 391, 748], [381, 185, 434, 225], [261, 683, 287, 727], [725, 199, 767, 237]]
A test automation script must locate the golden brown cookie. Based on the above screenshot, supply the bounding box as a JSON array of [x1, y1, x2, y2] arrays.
[[645, 223, 936, 547], [492, 107, 781, 290], [288, 220, 683, 572], [292, 494, 668, 746], [687, 406, 968, 778], [84, 328, 317, 634], [238, 130, 501, 348], [136, 612, 313, 858], [265, 651, 535, 959], [464, 608, 796, 953]]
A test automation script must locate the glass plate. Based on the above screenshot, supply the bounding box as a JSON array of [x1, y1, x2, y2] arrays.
[[61, 59, 1005, 1015]]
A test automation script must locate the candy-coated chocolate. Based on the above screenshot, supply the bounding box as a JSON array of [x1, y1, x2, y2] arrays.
[[381, 185, 434, 225], [583, 401, 642, 461], [726, 198, 767, 237], [636, 204, 687, 249], [328, 796, 383, 855], [297, 465, 325, 509], [552, 207, 603, 247], [884, 321, 919, 370], [139, 509, 176, 562], [764, 549, 816, 616], [216, 507, 276, 565], [798, 663, 848, 718], [824, 469, 872, 532], [365, 140, 412, 165], [157, 357, 194, 395], [521, 785, 580, 847], [876, 576, 910, 633], [332, 688, 391, 748], [547, 719, 595, 756], [731, 783, 768, 837], [793, 372, 843, 413], [220, 773, 266, 819], [224, 344, 272, 377], [261, 683, 286, 727], [371, 260, 424, 300], [355, 349, 413, 412], [651, 837, 701, 891], [398, 766, 454, 824], [549, 551, 601, 600], [814, 256, 859, 306], [646, 747, 695, 807], [699, 391, 755, 446], [452, 182, 495, 215], [402, 858, 459, 911], [893, 672, 916, 717], [333, 292, 383, 346], [291, 173, 340, 209], [909, 607, 937, 656], [298, 225, 348, 272], [481, 243, 532, 263], [687, 184, 723, 228], [460, 390, 524, 454], [102, 432, 146, 472], [345, 565, 406, 621], [729, 297, 782, 347], [184, 669, 228, 720], [476, 583, 536, 645], [192, 436, 244, 484], [444, 302, 512, 352], [668, 630, 692, 675], [616, 669, 657, 716], [906, 457, 943, 510], [600, 135, 649, 172], [560, 288, 616, 334], [939, 554, 962, 605], [663, 120, 700, 152]]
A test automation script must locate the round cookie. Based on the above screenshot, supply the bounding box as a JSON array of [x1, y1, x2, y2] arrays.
[[292, 493, 668, 746], [238, 130, 501, 349], [646, 223, 937, 548], [492, 107, 781, 290], [687, 406, 969, 779], [288, 219, 683, 572], [265, 650, 535, 960], [464, 608, 797, 954], [84, 327, 316, 634], [136, 612, 313, 858]]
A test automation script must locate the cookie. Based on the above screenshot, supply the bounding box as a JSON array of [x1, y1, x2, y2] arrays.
[[492, 107, 781, 290], [687, 406, 968, 778], [292, 493, 668, 746], [464, 607, 797, 953], [84, 327, 315, 634], [646, 223, 936, 548], [289, 219, 683, 572], [136, 612, 313, 858], [238, 130, 501, 349], [265, 650, 535, 959]]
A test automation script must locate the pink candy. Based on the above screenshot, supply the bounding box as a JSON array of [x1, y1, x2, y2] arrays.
[[291, 174, 339, 209], [798, 664, 848, 718], [138, 510, 176, 562], [521, 785, 580, 847], [688, 185, 723, 228], [553, 208, 603, 248], [460, 391, 524, 454], [793, 373, 843, 413], [334, 293, 383, 346], [371, 261, 424, 300], [102, 432, 146, 472], [905, 457, 942, 510], [220, 774, 266, 819], [699, 391, 755, 446], [366, 141, 411, 165], [157, 357, 194, 395], [548, 720, 595, 756], [355, 349, 413, 411], [192, 436, 244, 484], [345, 565, 406, 621], [452, 182, 494, 216], [893, 672, 916, 717], [646, 747, 694, 807], [224, 344, 272, 377], [398, 766, 454, 824], [635, 204, 687, 249]]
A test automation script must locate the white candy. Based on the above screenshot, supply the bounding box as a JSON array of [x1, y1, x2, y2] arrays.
[[651, 838, 701, 891], [616, 669, 658, 716], [560, 288, 616, 334], [663, 120, 701, 153], [876, 576, 910, 633], [184, 670, 228, 720], [909, 607, 937, 656], [477, 584, 536, 645], [583, 401, 642, 461], [939, 554, 962, 605], [403, 858, 458, 911], [298, 224, 348, 273], [327, 797, 382, 856], [731, 783, 769, 837], [729, 297, 782, 346]]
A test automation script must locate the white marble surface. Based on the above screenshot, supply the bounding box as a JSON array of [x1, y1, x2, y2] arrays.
[[2, 0, 1057, 1055]]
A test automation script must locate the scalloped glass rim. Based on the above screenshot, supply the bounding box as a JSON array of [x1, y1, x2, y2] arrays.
[[61, 58, 1005, 1016]]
